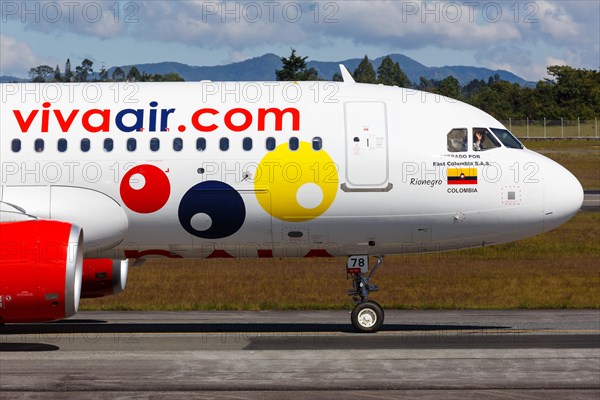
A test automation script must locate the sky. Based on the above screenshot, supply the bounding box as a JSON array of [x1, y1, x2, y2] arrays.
[[1, 0, 599, 81]]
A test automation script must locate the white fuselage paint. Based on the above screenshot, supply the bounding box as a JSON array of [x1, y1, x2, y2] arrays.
[[0, 81, 584, 259]]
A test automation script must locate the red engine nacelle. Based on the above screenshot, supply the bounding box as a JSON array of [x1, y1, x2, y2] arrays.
[[0, 220, 83, 323], [81, 259, 128, 298]]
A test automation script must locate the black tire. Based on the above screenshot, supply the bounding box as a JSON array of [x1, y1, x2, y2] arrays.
[[351, 301, 384, 333]]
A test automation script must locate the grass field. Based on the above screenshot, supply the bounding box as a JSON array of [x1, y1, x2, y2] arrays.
[[523, 139, 600, 189], [504, 120, 599, 139], [80, 212, 599, 311], [81, 140, 600, 311]]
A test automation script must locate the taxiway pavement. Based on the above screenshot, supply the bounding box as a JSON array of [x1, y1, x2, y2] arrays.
[[1, 310, 599, 399], [583, 190, 600, 211]]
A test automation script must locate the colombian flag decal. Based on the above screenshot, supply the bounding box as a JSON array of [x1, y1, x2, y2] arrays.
[[447, 167, 478, 185]]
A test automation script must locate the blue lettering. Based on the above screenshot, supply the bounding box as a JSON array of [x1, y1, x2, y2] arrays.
[[116, 109, 144, 132]]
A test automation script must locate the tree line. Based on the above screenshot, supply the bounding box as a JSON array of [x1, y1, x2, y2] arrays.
[[276, 50, 600, 121], [29, 58, 184, 83], [27, 51, 599, 122]]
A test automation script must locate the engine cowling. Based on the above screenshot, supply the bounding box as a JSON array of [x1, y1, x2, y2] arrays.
[[81, 259, 128, 298], [0, 220, 83, 323]]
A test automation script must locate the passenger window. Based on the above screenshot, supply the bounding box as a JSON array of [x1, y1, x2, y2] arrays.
[[150, 138, 160, 152], [243, 137, 252, 151], [35, 139, 45, 153], [312, 137, 322, 151], [447, 129, 467, 152], [196, 138, 206, 151], [266, 137, 276, 151], [11, 139, 21, 153], [289, 137, 299, 151], [104, 138, 113, 152], [473, 128, 501, 151], [58, 138, 68, 152], [81, 138, 90, 152], [220, 137, 229, 151], [127, 138, 137, 152], [173, 138, 183, 152]]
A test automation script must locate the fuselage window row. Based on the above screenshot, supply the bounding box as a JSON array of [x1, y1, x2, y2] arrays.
[[10, 137, 325, 154]]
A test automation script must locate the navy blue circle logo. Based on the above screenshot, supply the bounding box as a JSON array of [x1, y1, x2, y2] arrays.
[[178, 181, 246, 239]]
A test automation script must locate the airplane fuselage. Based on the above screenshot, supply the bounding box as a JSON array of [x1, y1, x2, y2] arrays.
[[0, 81, 583, 260]]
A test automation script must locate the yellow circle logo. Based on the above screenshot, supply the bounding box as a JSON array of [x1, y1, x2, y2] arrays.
[[254, 141, 338, 221]]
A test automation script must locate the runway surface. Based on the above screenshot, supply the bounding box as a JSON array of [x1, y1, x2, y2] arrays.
[[1, 310, 599, 399], [583, 190, 600, 211]]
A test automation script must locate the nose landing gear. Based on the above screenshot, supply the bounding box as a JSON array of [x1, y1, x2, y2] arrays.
[[346, 255, 385, 333]]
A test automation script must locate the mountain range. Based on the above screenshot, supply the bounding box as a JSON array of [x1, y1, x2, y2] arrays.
[[108, 53, 532, 86], [1, 53, 533, 86]]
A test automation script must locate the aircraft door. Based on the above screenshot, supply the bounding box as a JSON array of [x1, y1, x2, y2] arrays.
[[343, 102, 391, 191]]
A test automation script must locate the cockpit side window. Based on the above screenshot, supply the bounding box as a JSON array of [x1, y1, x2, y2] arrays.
[[490, 128, 523, 149], [473, 128, 501, 151], [447, 128, 468, 152]]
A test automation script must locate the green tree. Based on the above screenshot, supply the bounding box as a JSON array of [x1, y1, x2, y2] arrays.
[[332, 72, 343, 82], [461, 79, 486, 99], [545, 66, 600, 119], [303, 67, 319, 81], [54, 65, 62, 82], [438, 76, 461, 99], [276, 48, 318, 81], [376, 56, 410, 87], [112, 67, 125, 81], [418, 76, 437, 91], [127, 66, 141, 81], [353, 55, 376, 83], [488, 73, 500, 85], [469, 80, 522, 120], [29, 65, 55, 82], [64, 58, 73, 82], [75, 58, 94, 82], [98, 64, 109, 81], [530, 80, 561, 119], [161, 72, 185, 82]]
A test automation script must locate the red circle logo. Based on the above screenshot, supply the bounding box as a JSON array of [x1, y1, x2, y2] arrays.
[[120, 165, 170, 213]]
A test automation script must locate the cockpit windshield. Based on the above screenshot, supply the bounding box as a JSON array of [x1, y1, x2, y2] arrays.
[[490, 128, 524, 149], [472, 128, 501, 151]]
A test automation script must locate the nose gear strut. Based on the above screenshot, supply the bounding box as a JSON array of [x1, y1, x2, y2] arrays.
[[346, 255, 385, 333]]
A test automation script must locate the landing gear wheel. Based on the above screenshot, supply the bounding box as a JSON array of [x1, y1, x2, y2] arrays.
[[351, 301, 384, 333]]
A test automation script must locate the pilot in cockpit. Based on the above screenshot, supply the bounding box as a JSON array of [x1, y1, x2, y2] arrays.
[[473, 130, 485, 151]]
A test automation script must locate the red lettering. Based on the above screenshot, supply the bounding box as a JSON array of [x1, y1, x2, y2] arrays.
[[13, 104, 301, 134], [13, 110, 38, 132], [225, 108, 252, 132], [257, 108, 300, 131], [41, 102, 51, 133], [191, 108, 218, 132], [82, 109, 110, 132], [54, 110, 79, 132]]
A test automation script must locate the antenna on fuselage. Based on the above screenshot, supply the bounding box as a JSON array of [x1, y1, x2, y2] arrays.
[[339, 64, 355, 84]]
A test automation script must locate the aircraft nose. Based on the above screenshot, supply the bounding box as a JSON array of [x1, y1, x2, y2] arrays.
[[543, 160, 583, 232]]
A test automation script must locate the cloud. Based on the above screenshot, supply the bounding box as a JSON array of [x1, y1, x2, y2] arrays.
[[131, 1, 311, 49], [1, 1, 528, 50], [1, 1, 597, 81], [468, 1, 598, 80], [0, 35, 40, 76], [317, 1, 524, 50], [227, 50, 251, 63], [0, 1, 126, 38]]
